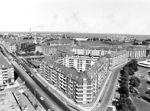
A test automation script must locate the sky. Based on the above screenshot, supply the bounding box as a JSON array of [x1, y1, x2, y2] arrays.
[[0, 0, 150, 34]]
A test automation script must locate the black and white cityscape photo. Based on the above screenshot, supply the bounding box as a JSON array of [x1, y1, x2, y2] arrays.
[[1, 0, 150, 111]]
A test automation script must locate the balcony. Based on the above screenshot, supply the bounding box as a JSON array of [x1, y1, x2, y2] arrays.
[[76, 91, 83, 94]]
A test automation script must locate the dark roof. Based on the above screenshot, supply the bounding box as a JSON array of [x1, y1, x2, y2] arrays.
[[0, 52, 13, 69], [86, 57, 109, 79], [42, 58, 91, 84]]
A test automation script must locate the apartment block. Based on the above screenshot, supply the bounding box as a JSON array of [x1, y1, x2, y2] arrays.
[[40, 57, 110, 104], [0, 52, 14, 88], [56, 55, 99, 72], [41, 45, 57, 56], [71, 47, 122, 57], [105, 50, 129, 68], [127, 46, 146, 59]]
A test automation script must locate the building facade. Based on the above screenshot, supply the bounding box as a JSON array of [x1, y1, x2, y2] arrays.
[[71, 47, 122, 57], [106, 50, 129, 68], [0, 52, 14, 88], [40, 57, 110, 104], [41, 45, 57, 56], [127, 46, 146, 59], [56, 55, 99, 72]]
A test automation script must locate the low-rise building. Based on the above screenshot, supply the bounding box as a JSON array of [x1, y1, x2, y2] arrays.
[[0, 52, 14, 88], [40, 57, 110, 104]]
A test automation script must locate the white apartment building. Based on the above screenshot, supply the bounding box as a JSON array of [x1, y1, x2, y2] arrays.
[[0, 52, 14, 88], [56, 55, 99, 72], [127, 46, 146, 59], [71, 47, 121, 57], [40, 56, 110, 104]]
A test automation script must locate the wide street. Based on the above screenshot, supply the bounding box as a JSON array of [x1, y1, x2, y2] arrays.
[[95, 65, 124, 111]]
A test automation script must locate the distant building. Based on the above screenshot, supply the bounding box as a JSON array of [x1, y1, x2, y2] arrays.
[[56, 55, 99, 72], [0, 39, 17, 53], [127, 46, 146, 59], [105, 50, 128, 68], [41, 45, 58, 56], [35, 44, 42, 53], [73, 37, 88, 41], [71, 47, 121, 57], [40, 56, 110, 104], [5, 43, 17, 53], [0, 52, 14, 88]]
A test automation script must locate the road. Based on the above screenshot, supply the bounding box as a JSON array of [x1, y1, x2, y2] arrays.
[[0, 44, 72, 111], [95, 66, 123, 111], [12, 61, 72, 111]]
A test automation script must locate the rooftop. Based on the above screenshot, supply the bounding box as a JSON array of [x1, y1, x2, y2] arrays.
[[42, 56, 109, 84], [42, 58, 91, 84], [105, 50, 127, 58], [44, 39, 74, 45], [72, 45, 124, 51], [0, 52, 13, 69], [0, 91, 21, 111], [87, 57, 109, 79]]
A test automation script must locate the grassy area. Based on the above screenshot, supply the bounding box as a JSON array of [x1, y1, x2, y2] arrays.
[[131, 69, 150, 111], [132, 97, 150, 111], [138, 78, 150, 98]]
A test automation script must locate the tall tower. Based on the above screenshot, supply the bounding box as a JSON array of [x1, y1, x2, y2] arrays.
[[33, 32, 37, 44]]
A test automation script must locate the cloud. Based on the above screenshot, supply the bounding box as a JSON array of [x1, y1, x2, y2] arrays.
[[0, 0, 150, 34]]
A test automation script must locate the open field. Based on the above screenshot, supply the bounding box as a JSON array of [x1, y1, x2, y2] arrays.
[[132, 66, 150, 111], [132, 96, 150, 111]]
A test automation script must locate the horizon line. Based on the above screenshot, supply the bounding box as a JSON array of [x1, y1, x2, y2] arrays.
[[0, 31, 150, 36]]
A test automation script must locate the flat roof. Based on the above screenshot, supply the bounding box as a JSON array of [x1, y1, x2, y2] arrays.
[[0, 52, 13, 69], [0, 91, 21, 111]]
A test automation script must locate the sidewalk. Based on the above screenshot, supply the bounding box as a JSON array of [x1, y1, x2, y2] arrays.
[[88, 71, 112, 111], [14, 89, 36, 111], [36, 69, 113, 111], [105, 61, 129, 110], [34, 61, 128, 111]]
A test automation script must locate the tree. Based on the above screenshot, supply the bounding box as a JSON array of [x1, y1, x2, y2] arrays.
[[118, 85, 129, 98], [142, 41, 149, 45], [120, 70, 129, 78], [129, 76, 141, 88]]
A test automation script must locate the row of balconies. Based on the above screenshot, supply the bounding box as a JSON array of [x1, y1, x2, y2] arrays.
[[75, 97, 93, 104]]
